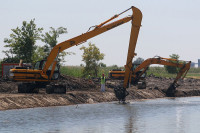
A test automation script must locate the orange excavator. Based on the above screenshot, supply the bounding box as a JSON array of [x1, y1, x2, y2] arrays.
[[110, 57, 191, 100], [9, 6, 143, 97]]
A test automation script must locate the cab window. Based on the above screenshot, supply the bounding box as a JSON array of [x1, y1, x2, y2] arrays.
[[34, 61, 40, 70]]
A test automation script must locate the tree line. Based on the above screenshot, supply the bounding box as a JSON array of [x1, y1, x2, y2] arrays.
[[2, 19, 180, 78], [3, 19, 68, 64]]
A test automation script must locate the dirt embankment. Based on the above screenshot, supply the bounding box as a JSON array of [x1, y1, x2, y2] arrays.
[[0, 75, 200, 110]]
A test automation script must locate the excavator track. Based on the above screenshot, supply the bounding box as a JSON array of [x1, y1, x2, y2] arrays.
[[18, 82, 66, 94], [18, 83, 39, 93], [46, 84, 66, 94]]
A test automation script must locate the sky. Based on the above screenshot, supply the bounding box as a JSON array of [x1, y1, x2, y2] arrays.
[[0, 0, 200, 66]]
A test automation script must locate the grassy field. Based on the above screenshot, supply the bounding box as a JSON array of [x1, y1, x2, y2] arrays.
[[60, 66, 122, 78], [146, 67, 177, 78], [60, 66, 83, 77], [61, 66, 200, 79]]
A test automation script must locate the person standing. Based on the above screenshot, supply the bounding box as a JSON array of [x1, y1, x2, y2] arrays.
[[101, 73, 106, 92], [88, 74, 93, 84]]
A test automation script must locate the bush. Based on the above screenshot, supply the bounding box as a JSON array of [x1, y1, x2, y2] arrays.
[[164, 54, 180, 74]]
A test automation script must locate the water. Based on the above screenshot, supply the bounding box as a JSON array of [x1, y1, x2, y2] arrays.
[[1, 97, 200, 133]]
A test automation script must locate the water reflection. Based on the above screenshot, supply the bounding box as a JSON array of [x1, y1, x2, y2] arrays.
[[124, 105, 134, 133], [176, 106, 184, 133], [1, 97, 200, 133]]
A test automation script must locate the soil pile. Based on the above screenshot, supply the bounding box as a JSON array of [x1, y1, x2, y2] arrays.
[[59, 75, 96, 90], [145, 75, 200, 97], [0, 81, 17, 93]]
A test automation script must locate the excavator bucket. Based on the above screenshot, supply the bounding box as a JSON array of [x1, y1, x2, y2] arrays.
[[114, 87, 129, 102], [166, 83, 177, 97]]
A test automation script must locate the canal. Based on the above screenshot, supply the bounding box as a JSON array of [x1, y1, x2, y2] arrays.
[[1, 97, 200, 133]]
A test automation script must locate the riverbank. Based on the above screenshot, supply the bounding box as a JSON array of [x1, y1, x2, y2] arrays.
[[0, 75, 200, 110], [0, 89, 165, 111]]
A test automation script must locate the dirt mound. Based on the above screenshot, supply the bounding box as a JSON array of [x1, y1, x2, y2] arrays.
[[0, 74, 200, 95], [106, 79, 123, 88], [0, 75, 97, 93], [58, 75, 96, 90], [0, 81, 17, 93], [1, 75, 200, 110], [105, 75, 200, 98], [146, 75, 200, 97]]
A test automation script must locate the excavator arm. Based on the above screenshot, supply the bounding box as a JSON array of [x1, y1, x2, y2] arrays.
[[133, 57, 191, 96], [133, 57, 191, 81], [113, 57, 191, 101], [42, 6, 142, 79], [113, 7, 142, 102], [123, 8, 142, 89]]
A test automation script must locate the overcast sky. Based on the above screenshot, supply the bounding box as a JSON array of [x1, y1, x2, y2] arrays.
[[1, 0, 200, 66]]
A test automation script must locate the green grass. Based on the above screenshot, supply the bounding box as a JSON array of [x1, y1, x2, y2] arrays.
[[147, 67, 200, 78], [146, 67, 177, 78], [60, 66, 83, 77], [186, 73, 200, 79], [188, 68, 200, 73], [60, 65, 122, 78], [187, 73, 200, 77], [60, 65, 200, 79]]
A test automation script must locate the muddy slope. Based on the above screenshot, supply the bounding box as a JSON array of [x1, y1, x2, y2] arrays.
[[0, 75, 200, 110], [0, 92, 116, 110]]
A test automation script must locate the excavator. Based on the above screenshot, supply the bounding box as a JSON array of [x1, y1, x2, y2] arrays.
[[110, 57, 191, 98], [9, 6, 143, 100]]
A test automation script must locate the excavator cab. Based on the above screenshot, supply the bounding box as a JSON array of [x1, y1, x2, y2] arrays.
[[34, 60, 46, 70], [34, 60, 60, 80], [132, 63, 147, 78], [131, 63, 147, 89]]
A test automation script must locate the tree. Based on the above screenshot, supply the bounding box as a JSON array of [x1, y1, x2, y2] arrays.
[[32, 46, 46, 63], [133, 57, 144, 64], [111, 64, 118, 68], [99, 62, 106, 67], [165, 54, 180, 74], [41, 27, 67, 51], [3, 19, 43, 63], [41, 27, 73, 63], [80, 42, 105, 77]]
